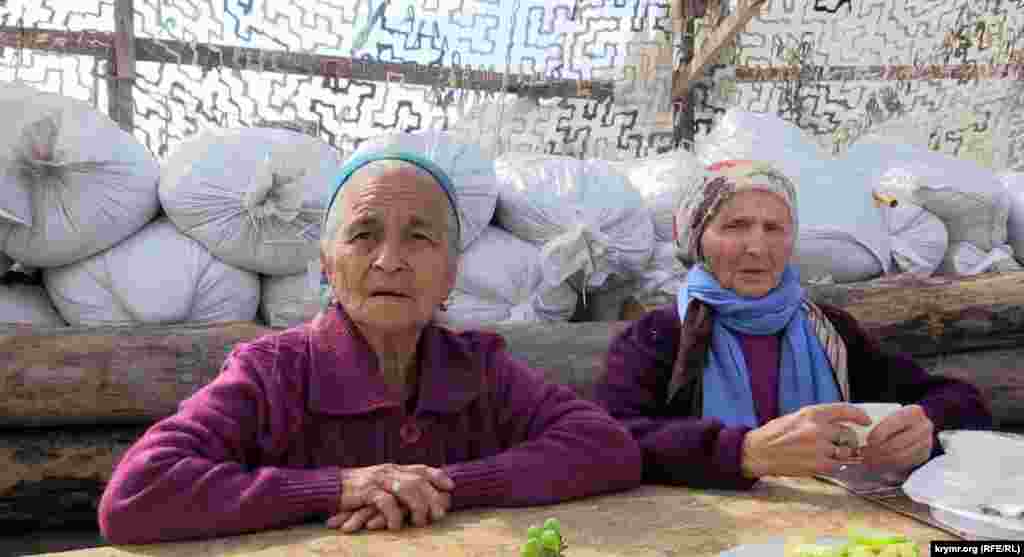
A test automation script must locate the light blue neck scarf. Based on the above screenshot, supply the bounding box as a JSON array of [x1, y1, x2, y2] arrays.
[[677, 264, 841, 427]]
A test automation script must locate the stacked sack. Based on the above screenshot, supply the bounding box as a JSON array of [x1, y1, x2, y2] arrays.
[[698, 110, 891, 284], [0, 84, 160, 326], [858, 142, 1020, 276], [493, 153, 656, 296], [999, 173, 1024, 267], [159, 126, 344, 328]]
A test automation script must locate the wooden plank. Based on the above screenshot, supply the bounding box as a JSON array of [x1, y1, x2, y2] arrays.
[[38, 478, 953, 557], [0, 27, 614, 101], [108, 0, 135, 133], [672, 0, 767, 99]]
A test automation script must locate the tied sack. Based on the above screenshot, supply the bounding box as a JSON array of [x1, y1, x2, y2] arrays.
[[698, 110, 890, 283], [160, 127, 341, 276], [0, 284, 66, 326], [44, 219, 260, 327], [493, 154, 655, 291], [350, 131, 498, 252], [888, 203, 949, 276], [436, 226, 578, 328], [0, 86, 160, 267], [611, 150, 706, 243], [1001, 172, 1024, 266], [865, 143, 1013, 275], [585, 241, 687, 321]]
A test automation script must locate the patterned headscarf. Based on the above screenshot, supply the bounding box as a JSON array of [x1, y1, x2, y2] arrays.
[[674, 159, 799, 265]]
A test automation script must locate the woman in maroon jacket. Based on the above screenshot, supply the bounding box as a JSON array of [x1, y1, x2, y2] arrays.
[[97, 148, 642, 545], [594, 159, 992, 490]]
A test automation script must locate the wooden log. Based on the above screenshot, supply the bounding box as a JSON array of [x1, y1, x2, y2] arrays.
[[5, 271, 1024, 427], [805, 272, 1024, 357], [0, 321, 273, 428]]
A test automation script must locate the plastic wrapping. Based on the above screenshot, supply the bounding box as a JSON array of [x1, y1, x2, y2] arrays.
[[612, 151, 706, 242], [493, 154, 655, 291], [945, 242, 1020, 276], [904, 431, 1024, 540], [586, 242, 687, 321], [1001, 172, 1024, 265], [0, 284, 66, 326], [886, 203, 949, 276], [44, 219, 261, 326], [160, 127, 340, 276], [435, 226, 577, 328], [859, 145, 1009, 270], [0, 84, 160, 267], [697, 109, 891, 278], [351, 130, 499, 252], [793, 230, 884, 284]]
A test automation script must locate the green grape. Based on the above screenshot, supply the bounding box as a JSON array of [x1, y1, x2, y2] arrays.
[[543, 518, 561, 536], [521, 538, 542, 557], [526, 525, 543, 540], [540, 529, 561, 552]]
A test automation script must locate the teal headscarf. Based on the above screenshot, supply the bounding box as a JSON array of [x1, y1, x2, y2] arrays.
[[319, 149, 460, 308]]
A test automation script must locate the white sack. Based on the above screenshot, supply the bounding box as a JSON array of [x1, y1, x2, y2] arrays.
[[435, 226, 577, 328], [587, 242, 687, 321], [0, 284, 66, 326], [612, 151, 706, 242], [888, 203, 949, 276], [946, 242, 1021, 276], [261, 270, 320, 328], [44, 219, 260, 326], [697, 109, 892, 277], [0, 85, 160, 267], [160, 127, 341, 276], [794, 231, 884, 284], [351, 131, 498, 251], [493, 154, 655, 290], [1001, 172, 1024, 265], [866, 146, 1009, 273]]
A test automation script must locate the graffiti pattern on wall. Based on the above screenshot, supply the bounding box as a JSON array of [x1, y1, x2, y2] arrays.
[[1, 0, 1022, 168]]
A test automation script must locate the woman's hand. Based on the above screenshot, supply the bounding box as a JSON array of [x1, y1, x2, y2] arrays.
[[741, 403, 871, 478], [861, 404, 934, 473], [326, 463, 454, 533]]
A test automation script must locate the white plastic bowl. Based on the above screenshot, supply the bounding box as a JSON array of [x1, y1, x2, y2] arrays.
[[938, 430, 1024, 479]]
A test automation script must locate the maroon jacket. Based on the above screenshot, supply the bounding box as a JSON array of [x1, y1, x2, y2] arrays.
[[593, 304, 993, 490], [98, 305, 642, 544]]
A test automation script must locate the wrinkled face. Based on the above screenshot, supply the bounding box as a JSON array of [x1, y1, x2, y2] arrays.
[[321, 165, 457, 333], [699, 189, 794, 298]]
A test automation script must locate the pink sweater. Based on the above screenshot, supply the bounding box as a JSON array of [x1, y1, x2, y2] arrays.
[[98, 306, 642, 544]]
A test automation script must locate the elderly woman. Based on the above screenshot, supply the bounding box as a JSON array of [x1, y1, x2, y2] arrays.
[[98, 148, 642, 544], [594, 159, 992, 489]]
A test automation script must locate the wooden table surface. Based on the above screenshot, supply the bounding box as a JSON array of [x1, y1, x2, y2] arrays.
[[44, 477, 953, 557]]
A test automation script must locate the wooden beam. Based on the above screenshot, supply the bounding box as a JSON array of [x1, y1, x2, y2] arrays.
[[0, 26, 614, 101], [108, 0, 135, 132], [672, 0, 767, 99]]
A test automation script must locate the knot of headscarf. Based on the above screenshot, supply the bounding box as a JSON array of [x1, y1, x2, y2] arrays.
[[677, 263, 843, 428]]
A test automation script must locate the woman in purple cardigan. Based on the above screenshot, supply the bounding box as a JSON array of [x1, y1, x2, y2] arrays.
[[97, 147, 642, 545], [594, 159, 992, 490]]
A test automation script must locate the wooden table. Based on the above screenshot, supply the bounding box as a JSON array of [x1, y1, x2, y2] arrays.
[[43, 477, 953, 557]]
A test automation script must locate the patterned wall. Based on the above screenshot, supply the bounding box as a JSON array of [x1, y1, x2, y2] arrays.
[[1, 0, 1021, 168]]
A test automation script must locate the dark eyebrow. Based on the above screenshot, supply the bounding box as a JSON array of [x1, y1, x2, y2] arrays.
[[344, 215, 381, 230]]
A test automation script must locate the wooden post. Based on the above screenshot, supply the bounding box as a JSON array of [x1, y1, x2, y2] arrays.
[[108, 0, 135, 132], [671, 0, 767, 100], [672, 0, 696, 150]]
